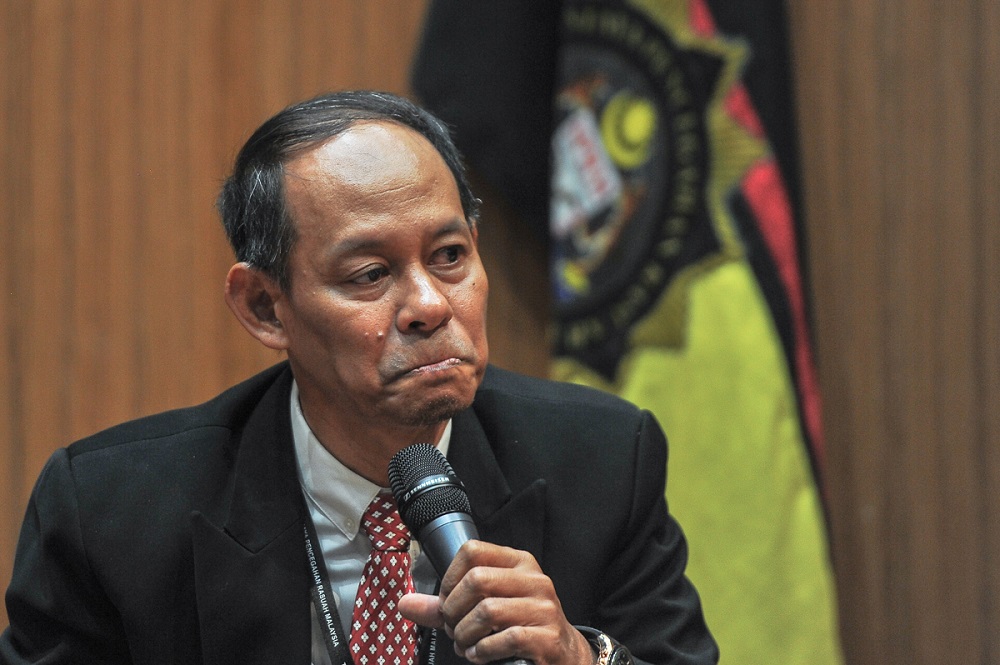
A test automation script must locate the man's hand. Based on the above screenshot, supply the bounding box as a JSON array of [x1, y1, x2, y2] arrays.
[[398, 540, 594, 665]]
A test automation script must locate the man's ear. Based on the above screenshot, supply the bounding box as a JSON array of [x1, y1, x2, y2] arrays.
[[224, 263, 290, 350]]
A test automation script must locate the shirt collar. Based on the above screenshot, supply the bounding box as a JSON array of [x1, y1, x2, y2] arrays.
[[290, 380, 453, 539]]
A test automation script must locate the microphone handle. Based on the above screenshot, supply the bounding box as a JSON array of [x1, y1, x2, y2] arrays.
[[417, 512, 480, 578], [416, 513, 534, 665]]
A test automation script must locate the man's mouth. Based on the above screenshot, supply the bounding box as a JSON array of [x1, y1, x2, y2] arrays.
[[406, 357, 463, 376]]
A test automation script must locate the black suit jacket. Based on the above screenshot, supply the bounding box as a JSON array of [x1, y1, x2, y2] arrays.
[[1, 363, 717, 664]]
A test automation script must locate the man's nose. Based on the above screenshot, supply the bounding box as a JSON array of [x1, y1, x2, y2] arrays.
[[396, 268, 453, 333]]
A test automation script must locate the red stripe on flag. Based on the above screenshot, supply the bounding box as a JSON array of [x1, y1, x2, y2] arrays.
[[742, 159, 826, 471], [725, 84, 766, 140], [689, 0, 716, 37], [691, 0, 826, 477]]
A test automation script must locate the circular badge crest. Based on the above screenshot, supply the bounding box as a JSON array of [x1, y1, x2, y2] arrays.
[[551, 2, 723, 377]]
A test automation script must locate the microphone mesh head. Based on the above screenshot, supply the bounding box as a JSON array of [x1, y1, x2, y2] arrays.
[[388, 443, 472, 532]]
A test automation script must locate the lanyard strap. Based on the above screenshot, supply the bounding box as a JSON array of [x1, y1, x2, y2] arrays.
[[303, 518, 440, 665], [304, 520, 353, 665]]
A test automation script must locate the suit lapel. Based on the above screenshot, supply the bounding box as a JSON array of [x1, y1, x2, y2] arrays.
[[191, 366, 312, 664], [449, 407, 547, 556]]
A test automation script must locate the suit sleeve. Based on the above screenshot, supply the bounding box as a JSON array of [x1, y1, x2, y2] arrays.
[[592, 411, 719, 665], [1, 449, 131, 663]]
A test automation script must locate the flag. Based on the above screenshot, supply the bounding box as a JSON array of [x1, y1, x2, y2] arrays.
[[413, 2, 843, 662]]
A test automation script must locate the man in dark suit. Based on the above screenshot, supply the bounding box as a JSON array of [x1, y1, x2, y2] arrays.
[[1, 91, 718, 665]]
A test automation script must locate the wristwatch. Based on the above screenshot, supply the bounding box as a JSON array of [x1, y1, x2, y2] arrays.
[[575, 626, 635, 665]]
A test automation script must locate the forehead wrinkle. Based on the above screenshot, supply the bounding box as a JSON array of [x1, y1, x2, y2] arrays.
[[282, 167, 316, 184]]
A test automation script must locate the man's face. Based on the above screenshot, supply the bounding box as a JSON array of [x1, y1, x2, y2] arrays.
[[274, 121, 489, 437]]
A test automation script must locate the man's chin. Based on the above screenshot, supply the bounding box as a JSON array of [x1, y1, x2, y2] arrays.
[[387, 362, 483, 426], [398, 394, 470, 427]]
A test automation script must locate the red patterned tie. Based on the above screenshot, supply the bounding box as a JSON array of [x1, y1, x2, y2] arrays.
[[350, 493, 418, 665]]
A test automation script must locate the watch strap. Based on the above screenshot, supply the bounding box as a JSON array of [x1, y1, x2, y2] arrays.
[[574, 626, 634, 665]]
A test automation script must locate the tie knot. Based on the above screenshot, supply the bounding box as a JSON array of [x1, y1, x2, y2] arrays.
[[361, 494, 411, 551]]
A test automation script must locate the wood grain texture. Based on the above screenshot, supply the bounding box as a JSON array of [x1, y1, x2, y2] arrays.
[[0, 0, 430, 628], [788, 1, 1000, 662]]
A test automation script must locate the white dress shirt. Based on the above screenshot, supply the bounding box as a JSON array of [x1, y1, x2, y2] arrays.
[[290, 381, 451, 665]]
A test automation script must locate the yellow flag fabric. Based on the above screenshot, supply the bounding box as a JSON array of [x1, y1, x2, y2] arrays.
[[554, 260, 842, 663]]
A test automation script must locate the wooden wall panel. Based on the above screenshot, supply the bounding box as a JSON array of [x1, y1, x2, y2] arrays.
[[0, 0, 432, 629], [0, 0, 28, 640], [976, 2, 1000, 658], [788, 1, 1000, 662]]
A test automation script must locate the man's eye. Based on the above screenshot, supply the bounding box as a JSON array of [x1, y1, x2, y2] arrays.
[[436, 245, 463, 264], [353, 267, 388, 285]]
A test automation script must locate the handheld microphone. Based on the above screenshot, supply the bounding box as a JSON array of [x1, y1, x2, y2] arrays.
[[387, 443, 532, 665], [387, 443, 479, 577]]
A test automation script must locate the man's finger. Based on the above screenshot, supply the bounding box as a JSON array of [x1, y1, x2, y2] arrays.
[[398, 592, 445, 628], [441, 540, 537, 597]]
